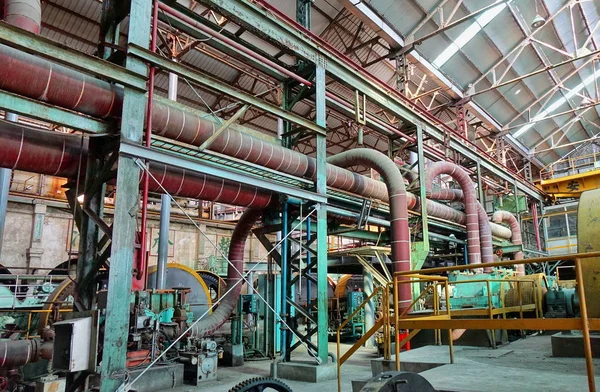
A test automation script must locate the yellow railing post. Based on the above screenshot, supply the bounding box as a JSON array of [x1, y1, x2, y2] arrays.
[[574, 258, 596, 392]]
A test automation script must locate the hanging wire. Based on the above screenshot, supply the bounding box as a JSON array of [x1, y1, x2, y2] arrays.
[[120, 160, 321, 391]]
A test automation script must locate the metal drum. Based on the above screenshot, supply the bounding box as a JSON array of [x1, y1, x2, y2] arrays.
[[147, 263, 212, 321]]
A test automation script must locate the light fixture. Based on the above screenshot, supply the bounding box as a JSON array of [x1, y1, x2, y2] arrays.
[[531, 0, 546, 28], [531, 14, 546, 28]]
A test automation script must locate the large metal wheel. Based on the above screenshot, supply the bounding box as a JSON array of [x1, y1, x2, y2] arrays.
[[38, 278, 75, 333], [229, 377, 292, 392], [147, 263, 212, 321]]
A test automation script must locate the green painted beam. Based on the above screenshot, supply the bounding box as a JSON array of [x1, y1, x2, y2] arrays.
[[0, 22, 146, 91], [127, 44, 326, 137], [0, 90, 111, 134], [315, 61, 329, 363]]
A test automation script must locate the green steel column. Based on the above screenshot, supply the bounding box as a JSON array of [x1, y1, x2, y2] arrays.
[[99, 1, 151, 391], [315, 60, 328, 363], [416, 126, 429, 299], [296, 0, 311, 30]]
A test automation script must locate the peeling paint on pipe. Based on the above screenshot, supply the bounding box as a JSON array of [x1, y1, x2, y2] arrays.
[[493, 210, 524, 276]]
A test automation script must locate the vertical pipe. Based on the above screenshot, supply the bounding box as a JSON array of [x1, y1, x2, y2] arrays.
[[363, 269, 374, 348], [138, 0, 159, 286], [315, 63, 329, 363], [155, 54, 178, 291], [2, 0, 41, 259], [306, 217, 311, 332], [280, 202, 289, 361], [155, 194, 170, 290], [0, 168, 9, 260], [532, 202, 542, 251]]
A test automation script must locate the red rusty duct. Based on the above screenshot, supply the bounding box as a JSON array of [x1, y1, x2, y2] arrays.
[[429, 189, 494, 264], [0, 45, 515, 241], [426, 162, 482, 265], [190, 208, 263, 337], [4, 0, 40, 34], [327, 148, 411, 310], [0, 122, 274, 208], [493, 210, 524, 276], [0, 43, 516, 209]]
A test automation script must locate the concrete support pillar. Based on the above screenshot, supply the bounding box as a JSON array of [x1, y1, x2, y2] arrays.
[[26, 203, 46, 272], [363, 269, 375, 348]]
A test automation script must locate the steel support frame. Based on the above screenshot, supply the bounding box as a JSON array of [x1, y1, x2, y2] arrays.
[[119, 142, 326, 203], [196, 0, 544, 202], [98, 1, 151, 391]]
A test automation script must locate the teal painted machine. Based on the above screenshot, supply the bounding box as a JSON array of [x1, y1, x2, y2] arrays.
[[329, 291, 365, 340], [448, 270, 513, 310]]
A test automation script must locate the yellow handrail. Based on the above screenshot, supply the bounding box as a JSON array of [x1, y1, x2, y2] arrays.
[[337, 285, 385, 392]]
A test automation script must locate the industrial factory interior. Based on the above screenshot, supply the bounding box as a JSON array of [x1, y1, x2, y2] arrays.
[[2, 0, 600, 391]]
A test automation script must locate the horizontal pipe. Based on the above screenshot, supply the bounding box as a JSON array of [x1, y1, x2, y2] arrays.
[[0, 121, 274, 208]]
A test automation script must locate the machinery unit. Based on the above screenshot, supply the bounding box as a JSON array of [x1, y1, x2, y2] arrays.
[[329, 290, 365, 341]]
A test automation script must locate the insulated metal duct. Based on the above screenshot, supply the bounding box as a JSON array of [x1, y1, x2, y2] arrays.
[[0, 338, 50, 368], [0, 121, 274, 208], [4, 0, 40, 34], [189, 207, 263, 337], [492, 210, 524, 276], [426, 162, 481, 265], [327, 148, 411, 310], [0, 44, 512, 240]]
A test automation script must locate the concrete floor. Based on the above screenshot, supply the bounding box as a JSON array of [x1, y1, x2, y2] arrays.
[[168, 334, 598, 391]]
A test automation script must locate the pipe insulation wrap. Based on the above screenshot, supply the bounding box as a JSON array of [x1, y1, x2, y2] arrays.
[[426, 162, 481, 264], [429, 189, 493, 264], [0, 121, 274, 208], [493, 210, 524, 276], [5, 0, 41, 34], [189, 208, 263, 337], [327, 148, 411, 309]]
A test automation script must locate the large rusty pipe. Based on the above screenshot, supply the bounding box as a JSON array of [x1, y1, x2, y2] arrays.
[[0, 339, 50, 368], [327, 149, 411, 310], [189, 208, 263, 337], [0, 44, 505, 234], [4, 0, 40, 34], [0, 121, 274, 208], [0, 46, 515, 241], [492, 210, 524, 276], [426, 162, 481, 265], [429, 189, 494, 264]]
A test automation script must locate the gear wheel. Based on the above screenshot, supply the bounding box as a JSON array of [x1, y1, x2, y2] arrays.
[[229, 377, 292, 392]]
